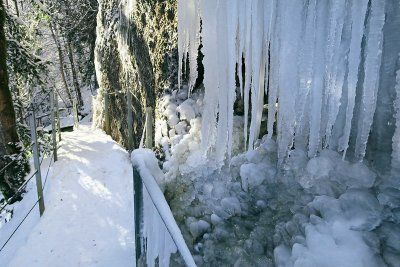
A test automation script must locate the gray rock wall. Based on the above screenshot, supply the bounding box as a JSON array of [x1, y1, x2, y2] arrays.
[[93, 0, 178, 149]]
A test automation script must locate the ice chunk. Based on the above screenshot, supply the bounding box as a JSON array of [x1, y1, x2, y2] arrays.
[[211, 214, 223, 225], [306, 156, 334, 178], [334, 161, 376, 189], [175, 121, 188, 135], [308, 195, 342, 221], [221, 197, 241, 217], [189, 220, 210, 239], [339, 189, 382, 231], [240, 163, 271, 191], [378, 222, 400, 253]]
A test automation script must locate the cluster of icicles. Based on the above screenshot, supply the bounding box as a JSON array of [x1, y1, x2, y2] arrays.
[[178, 0, 400, 167]]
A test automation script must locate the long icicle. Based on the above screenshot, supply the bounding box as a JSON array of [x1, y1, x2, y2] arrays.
[[354, 0, 385, 160], [391, 60, 400, 175], [339, 0, 369, 159]]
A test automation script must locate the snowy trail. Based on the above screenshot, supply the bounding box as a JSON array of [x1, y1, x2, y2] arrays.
[[6, 124, 135, 266]]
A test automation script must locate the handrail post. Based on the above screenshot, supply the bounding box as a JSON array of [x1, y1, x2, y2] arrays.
[[133, 166, 144, 266], [127, 90, 134, 150], [73, 99, 79, 130], [50, 89, 58, 162], [55, 91, 61, 141], [29, 110, 45, 216], [145, 107, 153, 149]]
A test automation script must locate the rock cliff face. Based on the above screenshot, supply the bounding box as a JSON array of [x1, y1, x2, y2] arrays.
[[93, 0, 178, 149]]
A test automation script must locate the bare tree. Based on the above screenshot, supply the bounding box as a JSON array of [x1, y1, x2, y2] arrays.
[[12, 0, 18, 16], [49, 22, 73, 106], [66, 39, 83, 107]]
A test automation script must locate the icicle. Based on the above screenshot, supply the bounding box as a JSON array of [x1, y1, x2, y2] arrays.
[[339, 0, 369, 159], [354, 0, 385, 160], [142, 187, 177, 267], [178, 0, 390, 165], [199, 0, 219, 153], [308, 1, 329, 157], [187, 0, 201, 93], [215, 0, 230, 161], [226, 0, 239, 160], [294, 0, 316, 149], [276, 0, 303, 163], [323, 0, 347, 148], [267, 2, 280, 140], [177, 0, 187, 89], [178, 0, 200, 91], [236, 0, 246, 98], [263, 0, 276, 101], [370, 1, 400, 159], [391, 62, 400, 175], [248, 0, 265, 149], [243, 0, 253, 150]]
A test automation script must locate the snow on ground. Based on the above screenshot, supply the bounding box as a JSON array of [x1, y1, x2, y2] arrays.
[[1, 123, 134, 266]]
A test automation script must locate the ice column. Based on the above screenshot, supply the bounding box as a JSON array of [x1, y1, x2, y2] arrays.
[[323, 0, 347, 148], [276, 0, 303, 163], [355, 0, 385, 160], [199, 0, 219, 155], [392, 62, 400, 175], [308, 1, 328, 157], [339, 0, 369, 158], [294, 0, 316, 150]]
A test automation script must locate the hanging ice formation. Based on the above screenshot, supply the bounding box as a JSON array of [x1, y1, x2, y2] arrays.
[[178, 0, 400, 167], [393, 58, 400, 176], [178, 0, 201, 93], [117, 0, 136, 88]]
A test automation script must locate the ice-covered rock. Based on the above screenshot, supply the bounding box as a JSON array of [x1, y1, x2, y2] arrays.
[[210, 214, 223, 225], [220, 197, 241, 217], [240, 163, 268, 191], [168, 114, 180, 127], [339, 189, 382, 231], [189, 219, 210, 239], [377, 188, 400, 209], [334, 161, 376, 189], [175, 121, 188, 135], [285, 149, 308, 174], [177, 99, 196, 121], [306, 156, 334, 178]]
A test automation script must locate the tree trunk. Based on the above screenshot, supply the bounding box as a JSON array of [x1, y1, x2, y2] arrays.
[[0, 2, 18, 153], [89, 29, 98, 90], [49, 22, 73, 106], [0, 1, 26, 199], [67, 40, 83, 107]]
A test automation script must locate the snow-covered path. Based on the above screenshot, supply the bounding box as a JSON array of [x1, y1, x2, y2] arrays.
[[7, 125, 135, 266]]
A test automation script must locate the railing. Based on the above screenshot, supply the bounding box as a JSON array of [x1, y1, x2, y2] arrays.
[[131, 149, 196, 267], [0, 89, 63, 253]]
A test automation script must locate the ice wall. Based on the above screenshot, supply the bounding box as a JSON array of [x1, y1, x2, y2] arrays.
[[178, 0, 400, 169]]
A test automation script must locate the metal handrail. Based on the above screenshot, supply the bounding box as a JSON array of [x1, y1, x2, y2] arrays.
[[132, 160, 196, 267], [0, 149, 55, 252]]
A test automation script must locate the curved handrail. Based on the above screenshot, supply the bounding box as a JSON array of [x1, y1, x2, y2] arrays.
[[131, 149, 196, 267]]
